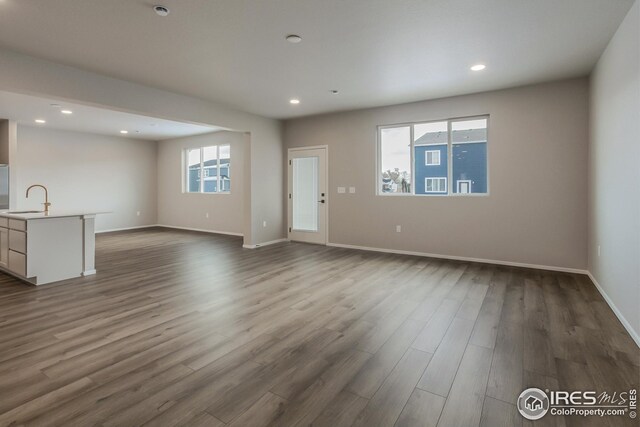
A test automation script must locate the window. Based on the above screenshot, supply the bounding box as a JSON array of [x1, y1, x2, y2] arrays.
[[185, 145, 231, 193], [425, 150, 440, 166], [425, 177, 447, 193], [378, 116, 488, 196], [380, 126, 411, 193]]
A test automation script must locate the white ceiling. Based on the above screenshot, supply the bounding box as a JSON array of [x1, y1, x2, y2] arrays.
[[0, 91, 222, 140], [0, 0, 634, 119]]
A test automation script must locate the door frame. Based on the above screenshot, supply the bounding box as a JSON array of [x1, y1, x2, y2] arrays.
[[287, 145, 329, 245], [457, 179, 471, 194]]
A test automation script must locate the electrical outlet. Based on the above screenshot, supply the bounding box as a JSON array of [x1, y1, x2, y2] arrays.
[[349, 187, 356, 194], [263, 221, 267, 227], [597, 245, 601, 257], [136, 211, 141, 217], [396, 225, 401, 233]]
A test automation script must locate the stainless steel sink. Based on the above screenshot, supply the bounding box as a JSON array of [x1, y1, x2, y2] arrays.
[[7, 210, 43, 214]]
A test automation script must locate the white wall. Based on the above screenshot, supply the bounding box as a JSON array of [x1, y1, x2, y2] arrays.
[[0, 47, 283, 246], [14, 125, 157, 232], [284, 78, 589, 270], [589, 1, 640, 342], [158, 131, 244, 235]]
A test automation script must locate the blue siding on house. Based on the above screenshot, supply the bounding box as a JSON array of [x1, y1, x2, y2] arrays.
[[414, 142, 487, 195], [452, 142, 487, 194], [188, 159, 231, 193], [415, 145, 448, 194]]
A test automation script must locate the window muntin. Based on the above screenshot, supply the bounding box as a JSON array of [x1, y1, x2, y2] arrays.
[[184, 145, 231, 194], [378, 116, 488, 196]]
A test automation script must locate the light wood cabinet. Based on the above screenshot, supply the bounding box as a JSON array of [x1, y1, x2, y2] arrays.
[[9, 229, 26, 254], [0, 227, 8, 268], [8, 250, 26, 277], [0, 213, 98, 285]]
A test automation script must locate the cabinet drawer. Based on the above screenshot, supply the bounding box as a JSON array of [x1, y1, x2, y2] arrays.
[[0, 218, 8, 228], [8, 250, 26, 277], [9, 230, 26, 254], [9, 219, 26, 231]]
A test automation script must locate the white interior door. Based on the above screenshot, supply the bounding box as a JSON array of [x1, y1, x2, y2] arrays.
[[288, 147, 327, 244]]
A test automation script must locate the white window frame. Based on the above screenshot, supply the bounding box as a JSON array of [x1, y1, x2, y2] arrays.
[[425, 177, 447, 193], [184, 145, 231, 194], [457, 179, 472, 193], [376, 115, 489, 197], [425, 150, 441, 166]]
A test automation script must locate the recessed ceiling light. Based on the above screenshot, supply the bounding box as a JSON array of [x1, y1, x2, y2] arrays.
[[120, 130, 129, 134], [35, 119, 46, 124], [289, 99, 300, 105], [154, 5, 170, 16], [470, 64, 486, 71], [330, 90, 339, 94], [286, 34, 302, 43], [61, 110, 73, 115]]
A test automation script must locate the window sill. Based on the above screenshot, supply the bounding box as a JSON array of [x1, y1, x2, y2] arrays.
[[377, 193, 490, 197]]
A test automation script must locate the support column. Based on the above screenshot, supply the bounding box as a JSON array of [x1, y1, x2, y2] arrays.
[[82, 214, 96, 276]]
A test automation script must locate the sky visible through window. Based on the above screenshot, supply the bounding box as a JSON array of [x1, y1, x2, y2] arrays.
[[381, 119, 487, 173], [188, 148, 200, 168], [381, 126, 410, 173]]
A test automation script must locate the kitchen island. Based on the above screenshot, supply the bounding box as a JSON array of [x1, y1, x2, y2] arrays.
[[0, 211, 100, 285]]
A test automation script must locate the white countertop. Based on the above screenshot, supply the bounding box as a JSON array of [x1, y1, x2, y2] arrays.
[[0, 210, 106, 220]]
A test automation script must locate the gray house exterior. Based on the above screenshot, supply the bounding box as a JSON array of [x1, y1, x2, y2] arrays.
[[188, 159, 231, 193]]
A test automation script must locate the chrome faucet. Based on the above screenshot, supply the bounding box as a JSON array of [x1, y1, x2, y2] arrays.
[[26, 184, 51, 215]]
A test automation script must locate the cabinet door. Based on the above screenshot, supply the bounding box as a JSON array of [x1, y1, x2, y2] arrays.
[[8, 250, 26, 277], [0, 227, 8, 268]]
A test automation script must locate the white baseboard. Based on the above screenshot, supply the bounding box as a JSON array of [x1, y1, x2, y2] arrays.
[[586, 272, 640, 348], [326, 241, 638, 348], [92, 226, 639, 347], [82, 269, 97, 276], [156, 224, 243, 237], [326, 242, 588, 275], [243, 238, 288, 249], [96, 225, 159, 234]]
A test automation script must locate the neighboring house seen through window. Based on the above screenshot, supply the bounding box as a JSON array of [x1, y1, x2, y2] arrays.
[[185, 145, 231, 193], [378, 116, 488, 195]]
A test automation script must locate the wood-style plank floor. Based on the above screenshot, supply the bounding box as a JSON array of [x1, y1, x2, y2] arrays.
[[0, 228, 637, 427]]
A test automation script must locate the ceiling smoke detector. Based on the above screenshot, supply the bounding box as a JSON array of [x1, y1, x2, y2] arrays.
[[286, 34, 302, 44], [154, 5, 170, 16]]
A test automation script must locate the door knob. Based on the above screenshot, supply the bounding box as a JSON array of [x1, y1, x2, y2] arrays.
[[318, 200, 325, 204]]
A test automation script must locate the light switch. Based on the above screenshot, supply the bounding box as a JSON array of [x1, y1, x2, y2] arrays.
[[349, 187, 356, 194], [337, 187, 346, 194]]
